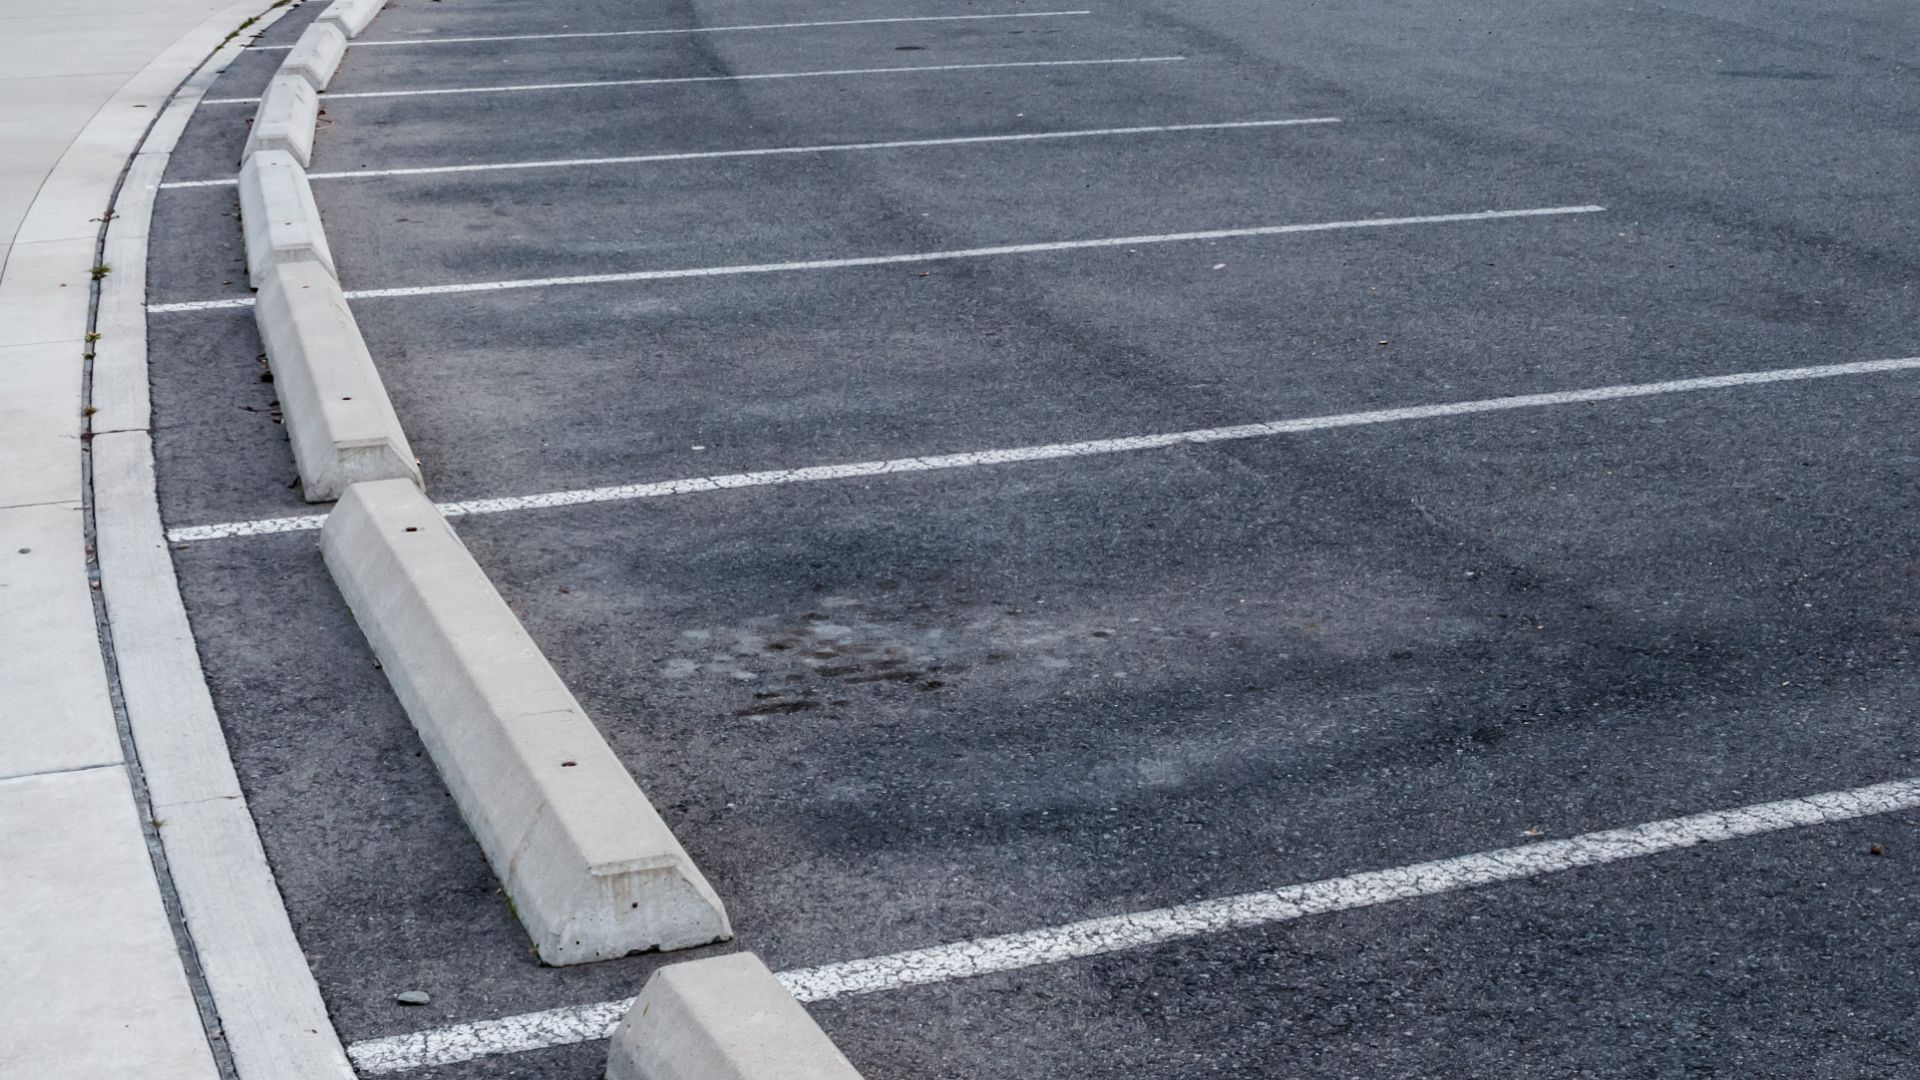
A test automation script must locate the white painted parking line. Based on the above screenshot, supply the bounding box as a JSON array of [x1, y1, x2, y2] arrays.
[[161, 355, 1920, 543], [201, 55, 1188, 105], [146, 205, 1603, 312], [158, 118, 1343, 189], [343, 774, 1920, 1073], [249, 11, 1093, 49]]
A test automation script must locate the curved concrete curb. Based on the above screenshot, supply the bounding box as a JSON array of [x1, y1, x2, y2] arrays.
[[242, 73, 319, 166], [239, 148, 334, 287], [255, 260, 421, 500], [283, 21, 348, 90], [608, 953, 866, 1080], [321, 480, 733, 964], [32, 3, 359, 1079]]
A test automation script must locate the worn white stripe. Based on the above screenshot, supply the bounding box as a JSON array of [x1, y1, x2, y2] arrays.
[[161, 355, 1920, 543], [200, 55, 1187, 105], [156, 118, 1342, 189], [344, 775, 1920, 1073], [248, 11, 1091, 49], [145, 205, 1602, 312]]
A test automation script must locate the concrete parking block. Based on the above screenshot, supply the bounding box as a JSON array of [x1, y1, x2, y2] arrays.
[[254, 260, 420, 501], [317, 0, 385, 38], [241, 74, 318, 167], [281, 21, 347, 91], [607, 953, 864, 1080], [238, 148, 333, 287], [321, 479, 733, 964]]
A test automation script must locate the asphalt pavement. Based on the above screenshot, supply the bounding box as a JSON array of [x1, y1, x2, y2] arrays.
[[145, 0, 1918, 1076]]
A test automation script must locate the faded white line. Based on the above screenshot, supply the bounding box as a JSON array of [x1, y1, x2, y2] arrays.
[[157, 118, 1342, 188], [344, 775, 1920, 1073], [248, 10, 1092, 49], [145, 205, 1603, 312], [161, 355, 1920, 542], [200, 55, 1187, 105]]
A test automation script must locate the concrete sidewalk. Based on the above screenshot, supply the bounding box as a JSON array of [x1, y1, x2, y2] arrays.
[[1, 2, 287, 1076]]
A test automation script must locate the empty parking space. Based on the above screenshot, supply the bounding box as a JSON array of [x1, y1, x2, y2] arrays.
[[252, 10, 1112, 92], [142, 0, 1919, 1075], [348, 806, 1918, 1075], [158, 377, 1920, 1066], [280, 50, 1340, 176]]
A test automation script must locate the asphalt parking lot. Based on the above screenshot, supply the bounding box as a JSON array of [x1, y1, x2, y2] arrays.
[[146, 0, 1917, 1076]]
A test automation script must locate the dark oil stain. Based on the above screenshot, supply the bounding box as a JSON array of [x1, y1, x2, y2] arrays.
[[1717, 69, 1832, 80], [844, 670, 928, 685], [1758, 293, 1847, 324], [735, 699, 821, 717]]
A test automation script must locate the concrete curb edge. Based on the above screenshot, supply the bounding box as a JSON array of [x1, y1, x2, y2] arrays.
[[87, 3, 358, 1078]]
